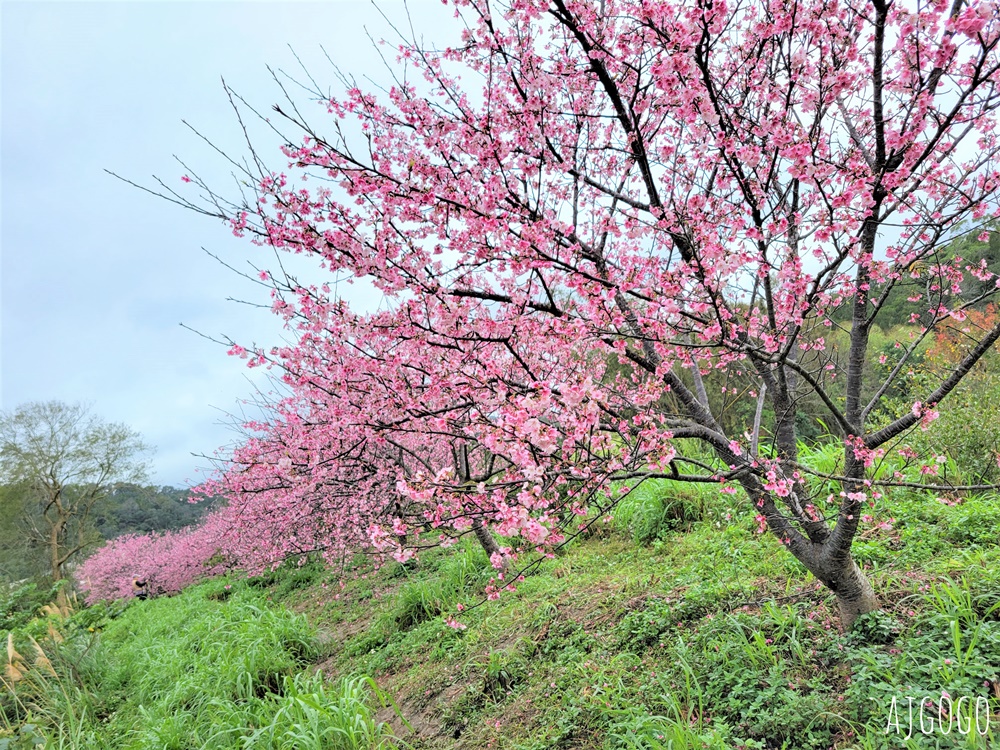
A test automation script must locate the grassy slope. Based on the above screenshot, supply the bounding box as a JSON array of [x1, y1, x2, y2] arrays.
[[272, 482, 1000, 750], [4, 479, 1000, 749]]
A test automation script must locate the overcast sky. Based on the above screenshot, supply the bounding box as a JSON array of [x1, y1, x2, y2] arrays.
[[2, 0, 456, 487]]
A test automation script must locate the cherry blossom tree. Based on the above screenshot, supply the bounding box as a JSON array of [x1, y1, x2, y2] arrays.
[[171, 0, 1000, 629], [200, 315, 520, 574], [75, 510, 232, 603]]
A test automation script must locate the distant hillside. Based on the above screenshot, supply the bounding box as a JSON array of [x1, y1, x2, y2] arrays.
[[0, 483, 219, 584], [91, 483, 220, 539]]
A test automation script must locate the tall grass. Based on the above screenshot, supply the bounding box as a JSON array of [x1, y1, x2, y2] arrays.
[[612, 479, 712, 544], [247, 673, 406, 750], [2, 578, 403, 749]]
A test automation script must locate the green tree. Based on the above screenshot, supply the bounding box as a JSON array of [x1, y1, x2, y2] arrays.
[[0, 482, 48, 582], [0, 401, 151, 585]]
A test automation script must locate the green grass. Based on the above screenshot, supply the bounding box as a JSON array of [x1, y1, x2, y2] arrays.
[[1, 578, 404, 749], [303, 481, 999, 750], [4, 456, 1000, 749]]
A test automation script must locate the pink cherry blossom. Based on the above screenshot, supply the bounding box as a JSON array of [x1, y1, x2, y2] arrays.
[[127, 0, 1000, 630]]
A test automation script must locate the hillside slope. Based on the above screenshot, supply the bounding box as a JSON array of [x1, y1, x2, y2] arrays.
[[272, 486, 1000, 749], [3, 483, 1000, 749]]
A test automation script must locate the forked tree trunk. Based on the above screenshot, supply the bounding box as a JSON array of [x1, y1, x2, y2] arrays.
[[792, 543, 878, 631], [743, 476, 879, 632]]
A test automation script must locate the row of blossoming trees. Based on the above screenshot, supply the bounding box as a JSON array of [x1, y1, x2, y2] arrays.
[[81, 0, 1000, 629]]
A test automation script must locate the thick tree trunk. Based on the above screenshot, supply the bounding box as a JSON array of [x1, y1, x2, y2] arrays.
[[780, 548, 879, 631], [796, 547, 879, 631], [829, 557, 878, 631], [738, 478, 877, 632]]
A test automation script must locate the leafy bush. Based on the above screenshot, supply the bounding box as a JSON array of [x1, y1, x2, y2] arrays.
[[888, 357, 1000, 486], [613, 481, 706, 544], [940, 496, 1000, 547], [0, 581, 61, 633]]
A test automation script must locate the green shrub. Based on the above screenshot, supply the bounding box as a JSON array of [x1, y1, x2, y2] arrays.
[[893, 364, 1000, 485], [0, 581, 62, 633], [614, 482, 705, 544], [941, 496, 1000, 547]]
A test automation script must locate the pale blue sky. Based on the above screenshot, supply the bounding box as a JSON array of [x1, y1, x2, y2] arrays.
[[2, 0, 454, 486]]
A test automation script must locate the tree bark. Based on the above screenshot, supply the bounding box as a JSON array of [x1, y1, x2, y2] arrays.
[[828, 557, 878, 631], [472, 517, 508, 573], [49, 516, 65, 583], [789, 543, 878, 631]]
